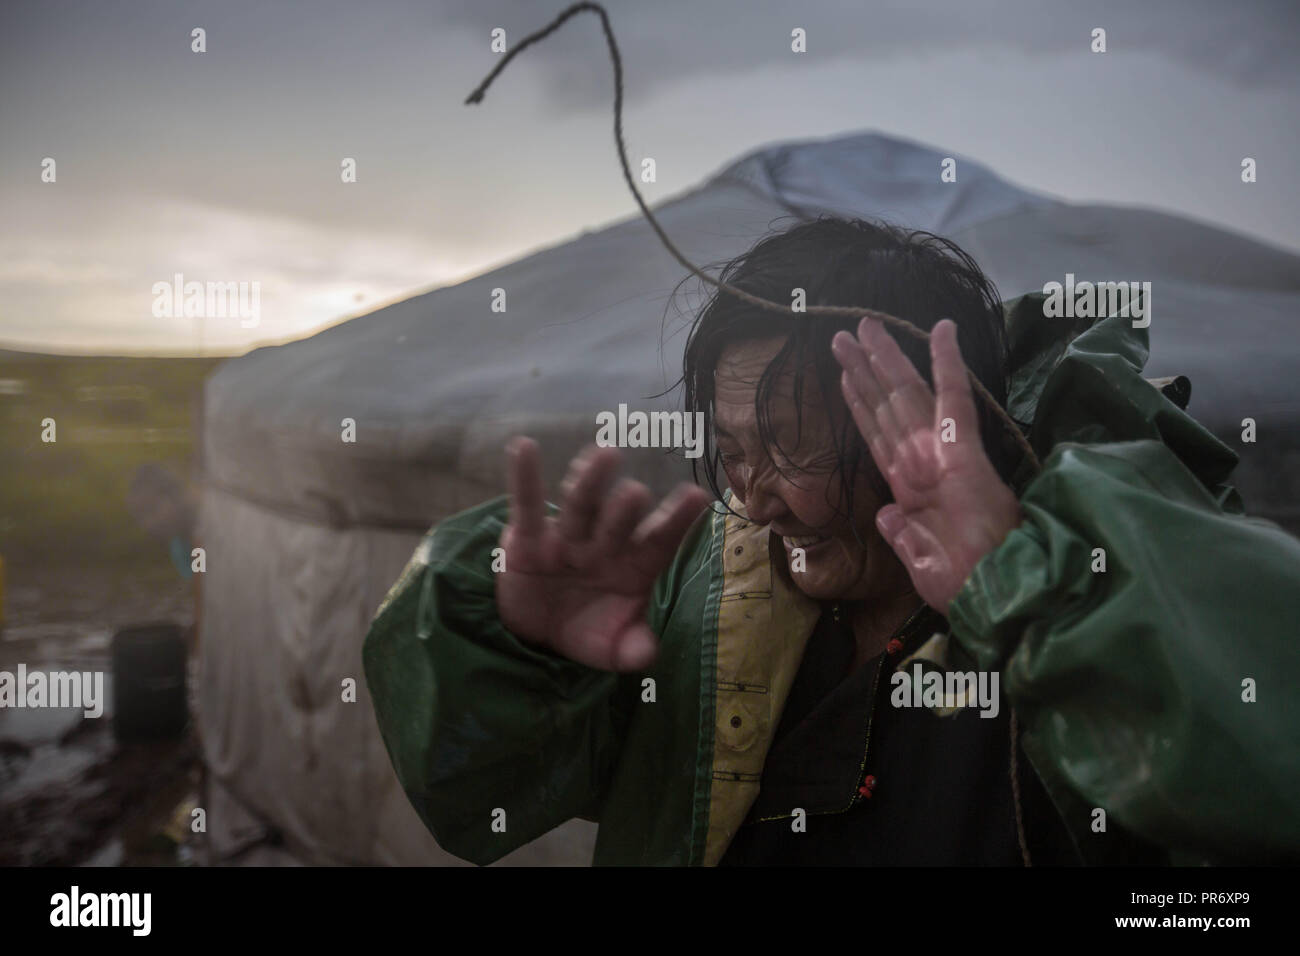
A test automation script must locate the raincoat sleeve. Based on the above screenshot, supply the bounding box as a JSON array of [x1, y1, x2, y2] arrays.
[[946, 310, 1300, 863], [362, 493, 706, 866]]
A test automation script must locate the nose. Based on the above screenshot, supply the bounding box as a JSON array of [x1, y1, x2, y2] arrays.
[[741, 462, 787, 526]]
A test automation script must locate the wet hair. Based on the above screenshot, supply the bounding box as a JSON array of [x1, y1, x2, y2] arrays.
[[676, 215, 1012, 529]]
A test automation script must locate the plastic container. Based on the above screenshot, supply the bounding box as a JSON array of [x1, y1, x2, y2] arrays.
[[111, 622, 189, 742]]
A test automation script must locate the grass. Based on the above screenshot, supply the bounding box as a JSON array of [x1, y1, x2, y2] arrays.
[[0, 349, 223, 578]]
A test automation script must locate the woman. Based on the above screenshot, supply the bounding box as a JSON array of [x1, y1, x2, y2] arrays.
[[363, 216, 1300, 866]]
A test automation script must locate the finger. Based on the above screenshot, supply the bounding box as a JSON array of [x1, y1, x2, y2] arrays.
[[856, 318, 938, 489], [838, 350, 930, 493], [611, 621, 660, 671], [876, 504, 943, 578], [506, 436, 545, 537], [590, 479, 653, 557], [558, 445, 622, 542], [858, 316, 935, 436], [839, 368, 895, 474], [930, 319, 979, 451], [629, 483, 712, 571], [832, 331, 904, 464]]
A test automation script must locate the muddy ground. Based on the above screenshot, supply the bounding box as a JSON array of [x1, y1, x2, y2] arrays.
[[0, 564, 203, 866]]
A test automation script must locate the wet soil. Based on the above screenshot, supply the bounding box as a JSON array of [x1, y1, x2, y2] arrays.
[[0, 564, 200, 866]]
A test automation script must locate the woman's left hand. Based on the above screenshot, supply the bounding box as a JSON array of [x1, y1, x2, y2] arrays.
[[831, 316, 1023, 613]]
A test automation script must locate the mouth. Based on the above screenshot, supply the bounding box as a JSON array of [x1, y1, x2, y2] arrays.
[[781, 533, 830, 552]]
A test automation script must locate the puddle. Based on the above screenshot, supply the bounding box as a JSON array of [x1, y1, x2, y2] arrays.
[[0, 565, 198, 866]]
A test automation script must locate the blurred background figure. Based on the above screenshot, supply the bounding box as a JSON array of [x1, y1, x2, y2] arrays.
[[126, 464, 197, 582]]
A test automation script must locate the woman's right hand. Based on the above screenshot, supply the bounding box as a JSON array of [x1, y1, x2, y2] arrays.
[[497, 436, 713, 671]]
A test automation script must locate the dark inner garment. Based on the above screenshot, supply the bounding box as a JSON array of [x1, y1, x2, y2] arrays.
[[718, 603, 1090, 866]]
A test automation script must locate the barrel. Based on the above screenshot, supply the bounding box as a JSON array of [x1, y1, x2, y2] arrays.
[[111, 622, 189, 741]]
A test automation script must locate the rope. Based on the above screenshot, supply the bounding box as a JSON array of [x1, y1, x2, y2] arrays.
[[465, 0, 1037, 866], [464, 1, 1042, 476], [1010, 710, 1032, 867]]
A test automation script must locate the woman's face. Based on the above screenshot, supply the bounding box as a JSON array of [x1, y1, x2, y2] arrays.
[[713, 336, 908, 603]]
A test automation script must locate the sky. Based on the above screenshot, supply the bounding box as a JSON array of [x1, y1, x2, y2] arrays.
[[1, 0, 1297, 355]]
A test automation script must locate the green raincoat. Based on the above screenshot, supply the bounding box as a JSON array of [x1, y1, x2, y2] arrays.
[[362, 293, 1300, 866]]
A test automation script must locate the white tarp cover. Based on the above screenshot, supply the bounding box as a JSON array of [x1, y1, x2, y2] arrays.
[[197, 131, 1300, 865]]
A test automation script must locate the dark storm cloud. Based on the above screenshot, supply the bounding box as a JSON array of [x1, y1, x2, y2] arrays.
[[0, 0, 1296, 351], [435, 0, 1300, 112]]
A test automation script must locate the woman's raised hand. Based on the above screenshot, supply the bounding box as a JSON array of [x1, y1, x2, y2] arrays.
[[831, 317, 1023, 613], [496, 437, 713, 671]]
